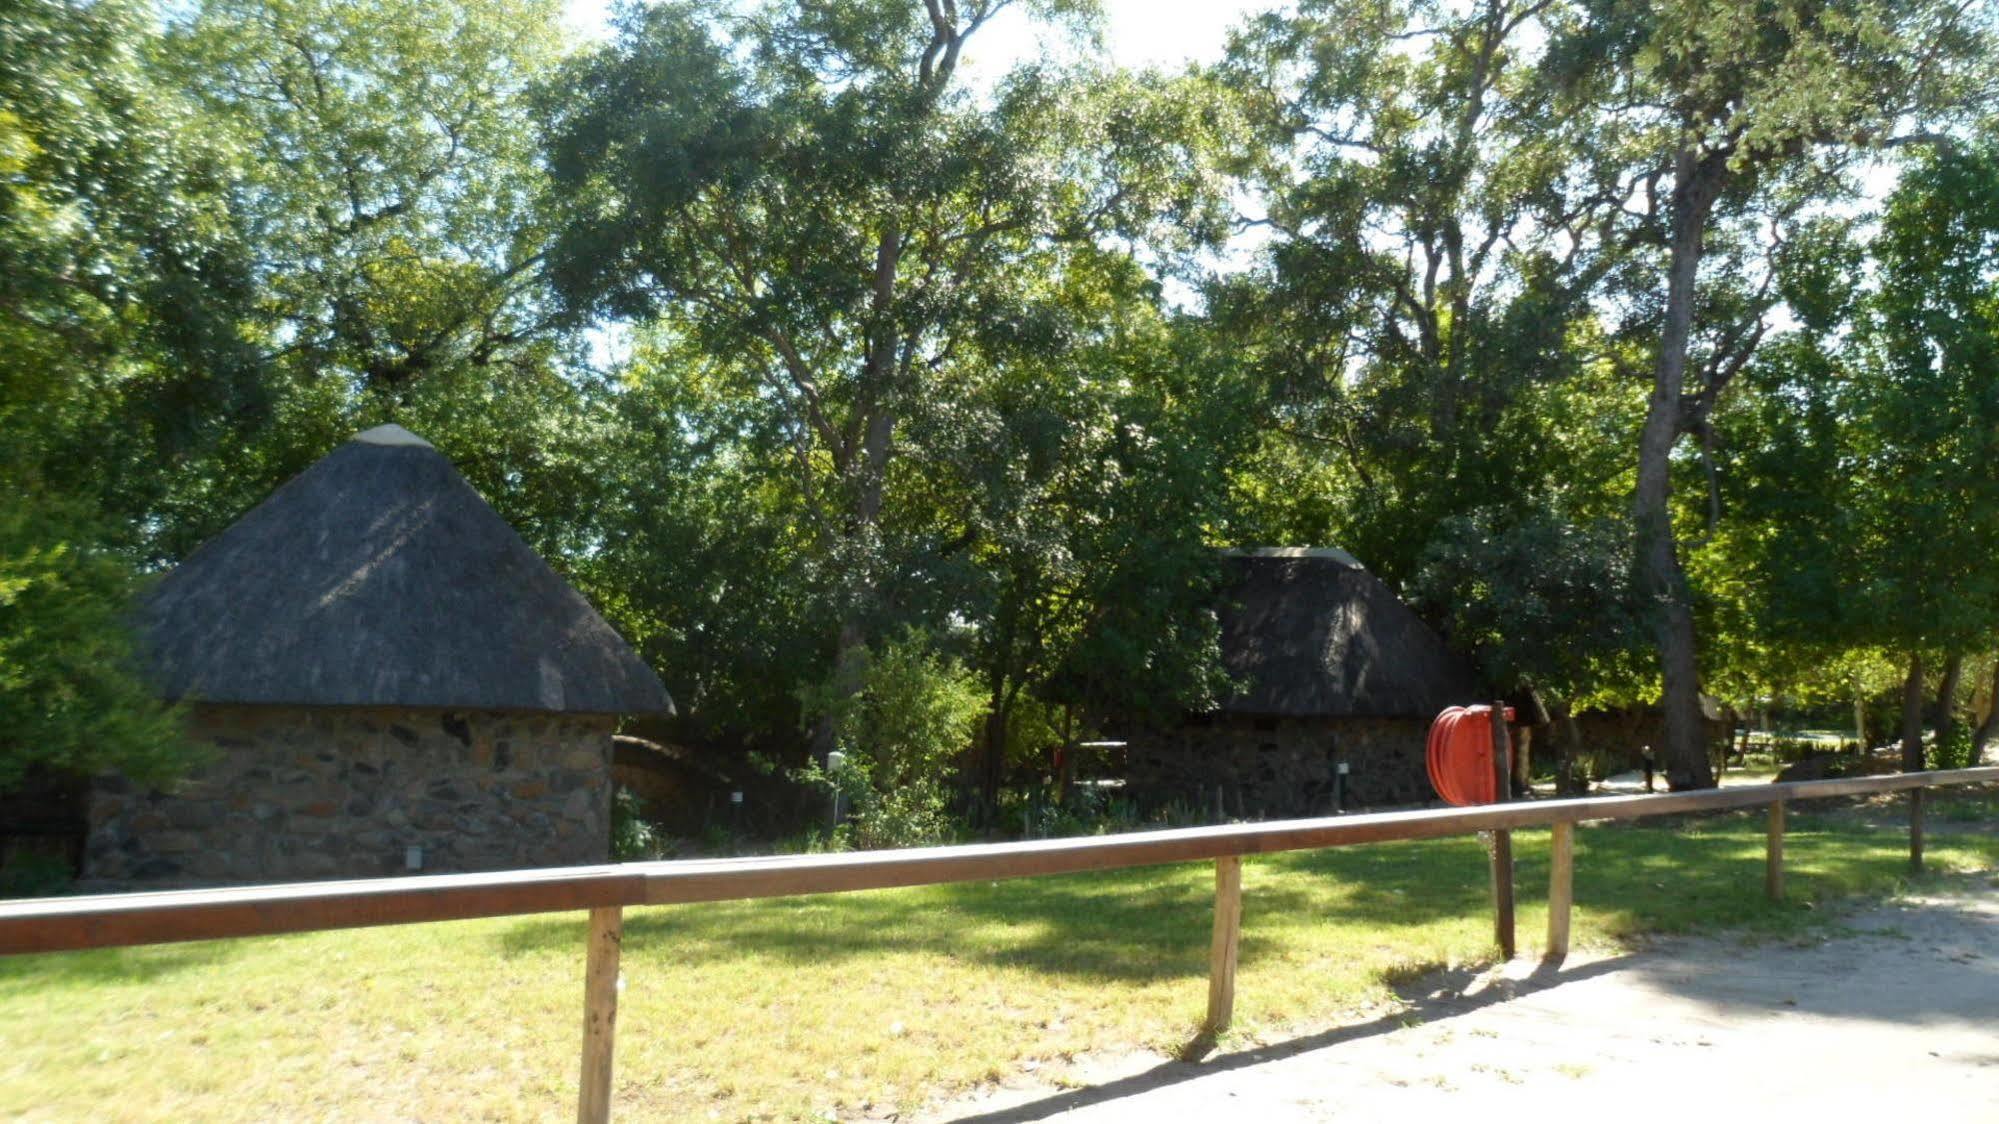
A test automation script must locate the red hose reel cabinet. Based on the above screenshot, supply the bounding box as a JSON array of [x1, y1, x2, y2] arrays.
[[1426, 704, 1516, 806]]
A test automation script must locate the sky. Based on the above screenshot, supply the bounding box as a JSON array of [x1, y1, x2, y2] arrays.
[[560, 0, 1274, 76]]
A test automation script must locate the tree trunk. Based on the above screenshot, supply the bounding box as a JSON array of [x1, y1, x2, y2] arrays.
[[810, 619, 870, 762], [1853, 687, 1868, 751], [1056, 705, 1076, 804], [1551, 700, 1587, 796], [811, 226, 905, 760], [1511, 723, 1532, 796], [1634, 145, 1729, 792], [1899, 652, 1927, 772], [1974, 655, 1999, 758], [1934, 651, 1964, 756], [981, 699, 1008, 827]]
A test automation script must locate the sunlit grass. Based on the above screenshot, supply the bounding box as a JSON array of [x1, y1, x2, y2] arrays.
[[2, 790, 1994, 1122]]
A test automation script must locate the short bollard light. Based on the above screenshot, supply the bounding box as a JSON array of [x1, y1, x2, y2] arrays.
[[827, 749, 850, 830]]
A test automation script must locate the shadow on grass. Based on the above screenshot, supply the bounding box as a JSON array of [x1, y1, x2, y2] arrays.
[[495, 834, 1499, 983], [0, 940, 239, 994], [944, 955, 1639, 1122], [494, 813, 1999, 987], [945, 867, 1999, 1122]]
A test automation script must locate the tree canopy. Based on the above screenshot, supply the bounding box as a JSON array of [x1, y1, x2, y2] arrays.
[[5, 0, 1998, 810]]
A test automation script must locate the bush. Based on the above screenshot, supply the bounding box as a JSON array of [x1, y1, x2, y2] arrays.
[[798, 630, 985, 850], [0, 850, 73, 898], [1933, 725, 1978, 771], [609, 785, 662, 860]]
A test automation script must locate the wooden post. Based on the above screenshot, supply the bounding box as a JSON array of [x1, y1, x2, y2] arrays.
[[1545, 821, 1573, 963], [1910, 788, 1925, 874], [1206, 855, 1243, 1034], [578, 906, 623, 1124], [1766, 799, 1786, 902], [1488, 702, 1516, 960]]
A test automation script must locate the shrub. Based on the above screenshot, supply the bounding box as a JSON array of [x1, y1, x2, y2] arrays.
[[798, 630, 985, 850], [1933, 725, 1978, 771], [0, 850, 73, 898], [609, 785, 662, 860]]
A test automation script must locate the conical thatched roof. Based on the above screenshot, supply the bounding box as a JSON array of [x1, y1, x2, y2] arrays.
[[139, 425, 672, 716], [1215, 548, 1484, 718]]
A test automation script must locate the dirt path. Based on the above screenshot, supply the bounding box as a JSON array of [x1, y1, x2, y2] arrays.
[[923, 875, 1999, 1122]]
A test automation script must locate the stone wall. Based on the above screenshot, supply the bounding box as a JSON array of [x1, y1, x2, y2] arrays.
[[84, 705, 615, 887], [1123, 714, 1435, 817]]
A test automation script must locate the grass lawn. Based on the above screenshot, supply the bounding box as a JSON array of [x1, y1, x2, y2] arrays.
[[3, 790, 1996, 1122]]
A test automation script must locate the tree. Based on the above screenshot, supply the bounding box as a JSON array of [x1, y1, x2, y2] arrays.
[[540, 0, 1234, 766], [1414, 508, 1651, 790], [152, 0, 591, 561], [1547, 0, 1997, 788], [1218, 0, 1623, 588], [0, 0, 253, 789], [1217, 0, 1672, 763], [1, 0, 260, 526], [1852, 143, 1999, 769], [931, 310, 1249, 813]]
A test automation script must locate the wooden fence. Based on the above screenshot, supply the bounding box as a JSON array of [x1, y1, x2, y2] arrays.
[[3, 765, 1995, 1122]]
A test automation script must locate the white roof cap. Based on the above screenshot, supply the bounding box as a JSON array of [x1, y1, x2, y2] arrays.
[[352, 423, 433, 448]]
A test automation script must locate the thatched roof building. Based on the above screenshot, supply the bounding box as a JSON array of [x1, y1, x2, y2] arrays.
[[1213, 547, 1483, 719], [1120, 547, 1485, 817], [87, 425, 669, 887], [139, 424, 671, 716]]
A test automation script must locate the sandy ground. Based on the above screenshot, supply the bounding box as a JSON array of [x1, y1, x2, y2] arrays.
[[921, 875, 1999, 1123]]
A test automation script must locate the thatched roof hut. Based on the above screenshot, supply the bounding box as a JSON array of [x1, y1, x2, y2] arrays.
[[1214, 547, 1483, 718], [88, 425, 671, 886], [1118, 547, 1489, 817], [139, 424, 671, 716]]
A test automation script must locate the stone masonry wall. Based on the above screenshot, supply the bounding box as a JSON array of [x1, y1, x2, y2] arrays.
[[84, 705, 614, 887], [1124, 715, 1435, 817]]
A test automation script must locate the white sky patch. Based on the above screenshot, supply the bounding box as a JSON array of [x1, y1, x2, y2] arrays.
[[561, 0, 1273, 69]]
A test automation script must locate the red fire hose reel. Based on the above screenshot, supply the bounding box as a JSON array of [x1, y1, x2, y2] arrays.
[[1426, 705, 1515, 807]]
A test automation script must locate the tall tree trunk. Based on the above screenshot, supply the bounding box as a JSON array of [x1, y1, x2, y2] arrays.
[[1933, 651, 1964, 756], [1853, 684, 1868, 751], [981, 700, 1008, 827], [1899, 652, 1927, 772], [1511, 723, 1533, 796], [1974, 655, 1999, 759], [1551, 699, 1587, 796], [1634, 145, 1729, 792], [811, 619, 870, 761], [812, 226, 905, 760]]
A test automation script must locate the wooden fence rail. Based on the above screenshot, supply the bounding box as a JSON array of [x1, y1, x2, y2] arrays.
[[3, 765, 1996, 1122]]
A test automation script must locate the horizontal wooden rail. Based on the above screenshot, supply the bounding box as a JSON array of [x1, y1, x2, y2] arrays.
[[5, 765, 1995, 956]]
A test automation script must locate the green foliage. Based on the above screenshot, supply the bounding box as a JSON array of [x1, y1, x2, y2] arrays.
[[0, 851, 73, 899], [798, 631, 986, 849], [0, 0, 260, 527], [1413, 508, 1650, 709], [609, 786, 662, 860], [0, 491, 198, 790], [146, 0, 589, 560], [4, 0, 1998, 820]]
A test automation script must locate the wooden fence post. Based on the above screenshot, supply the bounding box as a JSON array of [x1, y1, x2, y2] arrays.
[[1766, 799, 1785, 902], [1545, 821, 1573, 963], [1488, 702, 1516, 960], [1910, 788, 1925, 874], [578, 906, 624, 1124], [1206, 856, 1243, 1035]]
